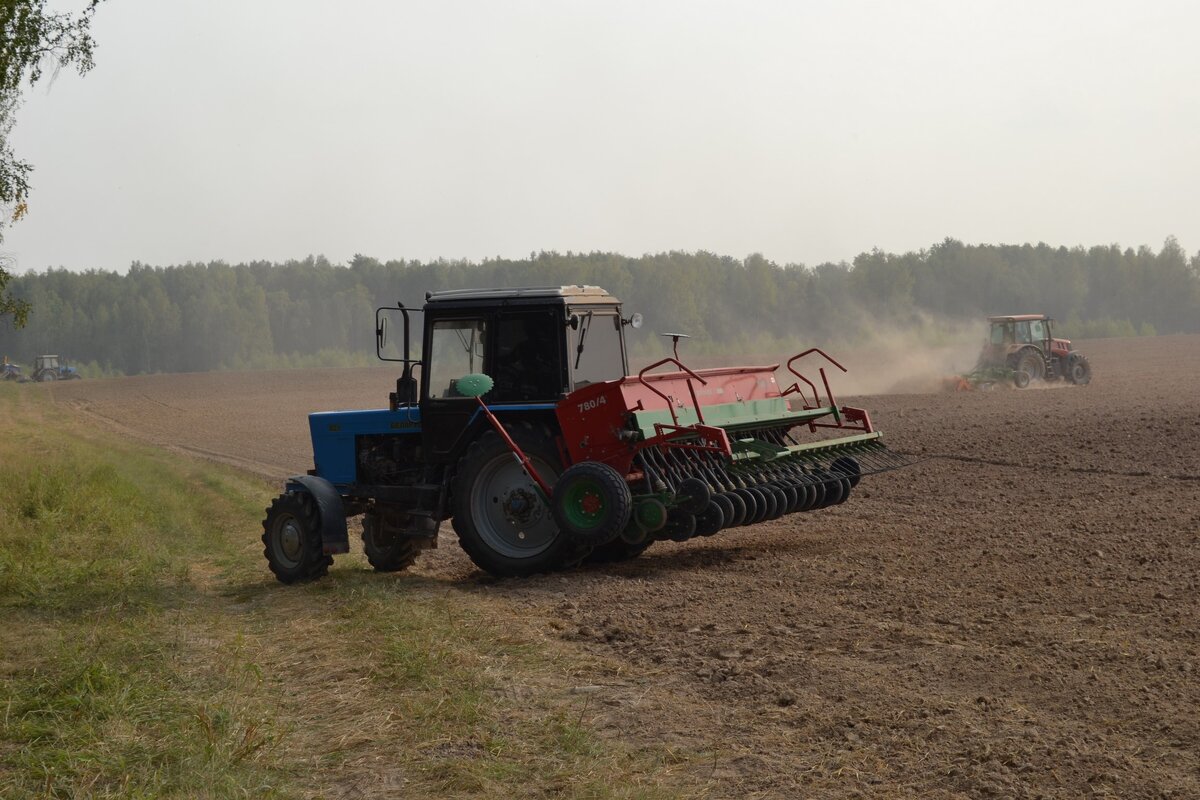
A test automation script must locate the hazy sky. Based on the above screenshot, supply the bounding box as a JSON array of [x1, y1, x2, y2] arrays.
[[5, 0, 1198, 273]]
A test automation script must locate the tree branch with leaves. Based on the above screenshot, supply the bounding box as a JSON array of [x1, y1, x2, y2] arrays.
[[1, 0, 102, 327]]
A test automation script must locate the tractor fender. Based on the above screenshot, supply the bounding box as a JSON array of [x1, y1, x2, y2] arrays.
[[285, 474, 350, 555]]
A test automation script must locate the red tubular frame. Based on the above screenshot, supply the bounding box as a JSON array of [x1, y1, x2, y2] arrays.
[[782, 347, 874, 434], [636, 357, 709, 426]]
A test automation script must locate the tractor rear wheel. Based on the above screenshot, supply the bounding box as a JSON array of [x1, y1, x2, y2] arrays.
[[452, 424, 574, 577], [262, 492, 331, 584], [1068, 354, 1092, 385], [1014, 350, 1044, 385], [361, 513, 426, 572]]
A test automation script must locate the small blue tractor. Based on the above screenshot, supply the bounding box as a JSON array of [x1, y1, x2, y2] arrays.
[[32, 355, 82, 382], [262, 286, 909, 582]]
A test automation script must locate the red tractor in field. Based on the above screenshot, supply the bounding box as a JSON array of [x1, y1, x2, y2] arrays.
[[973, 314, 1092, 388]]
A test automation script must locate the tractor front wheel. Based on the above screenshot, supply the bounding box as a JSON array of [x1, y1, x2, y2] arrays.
[[361, 513, 427, 573], [452, 425, 575, 577], [262, 492, 331, 584]]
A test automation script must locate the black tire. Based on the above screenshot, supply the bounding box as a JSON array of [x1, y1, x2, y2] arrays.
[[1068, 354, 1092, 385], [262, 492, 331, 584], [361, 513, 425, 573], [451, 424, 576, 577], [1013, 370, 1031, 389], [552, 461, 633, 547], [586, 538, 652, 564]]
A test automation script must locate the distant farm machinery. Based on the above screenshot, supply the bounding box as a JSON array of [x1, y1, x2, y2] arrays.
[[955, 315, 1092, 390], [262, 286, 910, 582], [31, 355, 82, 382]]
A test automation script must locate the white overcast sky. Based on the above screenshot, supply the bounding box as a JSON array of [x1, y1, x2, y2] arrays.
[[5, 0, 1198, 273]]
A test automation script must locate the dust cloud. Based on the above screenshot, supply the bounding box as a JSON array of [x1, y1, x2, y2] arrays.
[[783, 316, 987, 398]]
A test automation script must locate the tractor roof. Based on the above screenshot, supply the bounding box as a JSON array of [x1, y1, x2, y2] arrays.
[[424, 285, 620, 306], [988, 314, 1050, 322]]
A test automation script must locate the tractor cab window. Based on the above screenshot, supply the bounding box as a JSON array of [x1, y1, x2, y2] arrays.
[[492, 311, 563, 400], [990, 324, 1010, 345], [570, 310, 625, 389], [1015, 321, 1032, 344], [428, 319, 487, 399], [1030, 319, 1046, 341]]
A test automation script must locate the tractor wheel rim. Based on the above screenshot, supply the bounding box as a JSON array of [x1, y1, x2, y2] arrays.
[[472, 453, 560, 558], [563, 480, 605, 529], [275, 516, 304, 566]]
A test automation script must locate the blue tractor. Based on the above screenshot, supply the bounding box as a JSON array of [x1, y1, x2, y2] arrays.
[[261, 285, 907, 583], [32, 355, 81, 382]]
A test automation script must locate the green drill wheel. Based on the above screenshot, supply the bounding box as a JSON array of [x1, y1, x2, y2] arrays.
[[551, 461, 632, 547]]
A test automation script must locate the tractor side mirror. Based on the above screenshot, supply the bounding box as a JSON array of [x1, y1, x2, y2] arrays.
[[623, 312, 644, 329], [568, 314, 580, 330], [376, 305, 417, 363], [455, 373, 495, 398]]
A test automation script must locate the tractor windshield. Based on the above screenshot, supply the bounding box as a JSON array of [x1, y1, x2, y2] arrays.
[[570, 311, 624, 388], [428, 319, 486, 398]]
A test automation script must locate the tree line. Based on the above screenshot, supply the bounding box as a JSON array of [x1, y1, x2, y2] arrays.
[[1, 237, 1197, 376]]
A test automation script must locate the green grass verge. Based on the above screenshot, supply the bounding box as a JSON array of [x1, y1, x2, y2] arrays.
[[0, 386, 697, 799]]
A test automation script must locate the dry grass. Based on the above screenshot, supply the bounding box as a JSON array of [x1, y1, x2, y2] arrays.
[[0, 386, 704, 799]]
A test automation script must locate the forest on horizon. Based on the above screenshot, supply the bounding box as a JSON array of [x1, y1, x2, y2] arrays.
[[1, 237, 1197, 377]]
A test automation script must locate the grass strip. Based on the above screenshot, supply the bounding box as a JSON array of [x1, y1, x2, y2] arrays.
[[0, 386, 698, 798]]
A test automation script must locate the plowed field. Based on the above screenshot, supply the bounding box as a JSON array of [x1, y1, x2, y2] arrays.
[[49, 335, 1200, 798]]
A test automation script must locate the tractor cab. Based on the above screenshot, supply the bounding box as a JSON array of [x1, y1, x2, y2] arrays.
[[376, 286, 633, 461]]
